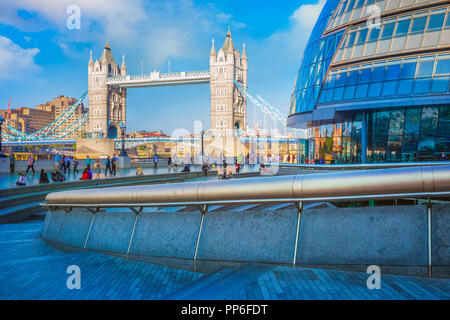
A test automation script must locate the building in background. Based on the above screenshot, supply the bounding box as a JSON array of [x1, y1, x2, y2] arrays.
[[2, 107, 54, 134], [288, 0, 450, 163], [2, 95, 88, 139], [37, 95, 88, 139], [128, 130, 173, 157]]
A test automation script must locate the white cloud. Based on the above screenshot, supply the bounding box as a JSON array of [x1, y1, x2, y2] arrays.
[[0, 36, 40, 80], [247, 0, 326, 114], [267, 0, 326, 57], [0, 0, 241, 66]]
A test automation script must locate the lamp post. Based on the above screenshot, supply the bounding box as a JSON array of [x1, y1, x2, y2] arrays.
[[201, 129, 205, 163], [0, 116, 4, 157], [119, 122, 127, 157]]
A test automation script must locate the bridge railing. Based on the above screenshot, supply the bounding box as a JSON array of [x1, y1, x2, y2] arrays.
[[106, 71, 210, 85]]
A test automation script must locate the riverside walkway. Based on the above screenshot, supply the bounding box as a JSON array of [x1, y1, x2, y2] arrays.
[[1, 220, 449, 300]]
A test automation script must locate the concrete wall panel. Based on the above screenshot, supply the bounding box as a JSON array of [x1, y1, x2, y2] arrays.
[[296, 205, 428, 266], [129, 211, 202, 259], [41, 210, 66, 242], [59, 209, 94, 248], [197, 209, 298, 264], [432, 205, 450, 266], [86, 211, 135, 254]]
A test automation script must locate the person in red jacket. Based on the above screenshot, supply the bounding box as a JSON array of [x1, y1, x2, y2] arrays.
[[80, 168, 91, 180]]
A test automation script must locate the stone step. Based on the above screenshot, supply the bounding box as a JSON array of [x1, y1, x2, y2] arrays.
[[0, 201, 44, 223], [162, 263, 274, 300]]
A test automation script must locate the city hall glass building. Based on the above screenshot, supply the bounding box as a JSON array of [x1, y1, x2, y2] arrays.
[[288, 0, 450, 163]]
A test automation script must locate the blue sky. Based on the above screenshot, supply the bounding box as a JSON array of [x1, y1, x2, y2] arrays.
[[0, 0, 324, 134]]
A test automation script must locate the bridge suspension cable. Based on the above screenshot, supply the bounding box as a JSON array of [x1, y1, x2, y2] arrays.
[[233, 80, 305, 138], [4, 91, 88, 141]]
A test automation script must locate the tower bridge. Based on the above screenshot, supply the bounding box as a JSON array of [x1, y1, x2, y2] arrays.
[[2, 30, 305, 158]]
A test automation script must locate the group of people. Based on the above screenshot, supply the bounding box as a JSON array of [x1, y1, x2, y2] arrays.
[[14, 153, 121, 186], [54, 154, 79, 174]]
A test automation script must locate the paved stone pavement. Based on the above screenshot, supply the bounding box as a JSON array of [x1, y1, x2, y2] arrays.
[[0, 220, 449, 300], [0, 221, 204, 300]]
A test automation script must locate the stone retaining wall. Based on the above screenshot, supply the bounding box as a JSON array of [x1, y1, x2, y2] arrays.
[[42, 204, 450, 277]]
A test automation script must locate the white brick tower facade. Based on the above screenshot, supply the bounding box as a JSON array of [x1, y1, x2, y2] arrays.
[[209, 30, 247, 136], [87, 42, 127, 139]]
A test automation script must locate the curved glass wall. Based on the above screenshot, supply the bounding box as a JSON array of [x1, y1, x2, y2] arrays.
[[326, 0, 448, 33], [333, 6, 450, 64], [318, 53, 450, 104], [289, 0, 450, 163], [290, 0, 342, 115], [306, 105, 450, 163]]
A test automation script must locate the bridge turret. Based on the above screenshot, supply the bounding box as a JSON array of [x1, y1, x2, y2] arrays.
[[87, 42, 127, 140], [210, 29, 247, 135]]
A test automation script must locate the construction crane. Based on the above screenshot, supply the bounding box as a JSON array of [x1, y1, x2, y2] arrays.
[[1, 97, 11, 118]]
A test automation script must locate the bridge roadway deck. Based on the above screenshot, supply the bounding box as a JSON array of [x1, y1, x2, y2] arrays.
[[1, 220, 449, 300]]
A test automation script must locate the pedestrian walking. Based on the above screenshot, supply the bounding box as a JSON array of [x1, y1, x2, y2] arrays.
[[25, 155, 35, 175], [153, 154, 158, 171], [105, 156, 112, 176], [64, 156, 71, 174], [73, 158, 79, 174], [111, 157, 117, 176], [86, 156, 92, 170], [59, 156, 66, 172], [54, 154, 60, 171], [94, 159, 102, 179], [9, 153, 15, 173]]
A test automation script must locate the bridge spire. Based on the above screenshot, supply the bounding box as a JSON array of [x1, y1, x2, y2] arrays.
[[121, 54, 127, 76], [242, 43, 247, 60], [89, 50, 94, 67], [223, 28, 234, 54], [210, 37, 216, 57]]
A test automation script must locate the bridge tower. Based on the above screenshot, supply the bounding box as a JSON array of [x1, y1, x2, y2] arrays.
[[209, 30, 247, 136], [87, 42, 127, 140]]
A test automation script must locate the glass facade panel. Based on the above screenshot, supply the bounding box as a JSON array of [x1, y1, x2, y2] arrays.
[[420, 106, 439, 137], [436, 55, 450, 74], [367, 82, 382, 97], [381, 21, 395, 38], [355, 83, 369, 98], [397, 79, 414, 95], [413, 77, 431, 94], [382, 80, 398, 96], [400, 58, 417, 78], [411, 16, 428, 33], [396, 18, 411, 35], [368, 27, 380, 41], [437, 106, 450, 138], [431, 76, 449, 93], [417, 57, 435, 77], [427, 13, 445, 30]]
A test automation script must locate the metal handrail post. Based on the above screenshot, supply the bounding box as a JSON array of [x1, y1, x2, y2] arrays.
[[427, 198, 433, 278], [293, 201, 303, 266]]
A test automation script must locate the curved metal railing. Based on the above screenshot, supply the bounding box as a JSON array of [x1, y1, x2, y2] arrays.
[[44, 165, 450, 208]]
